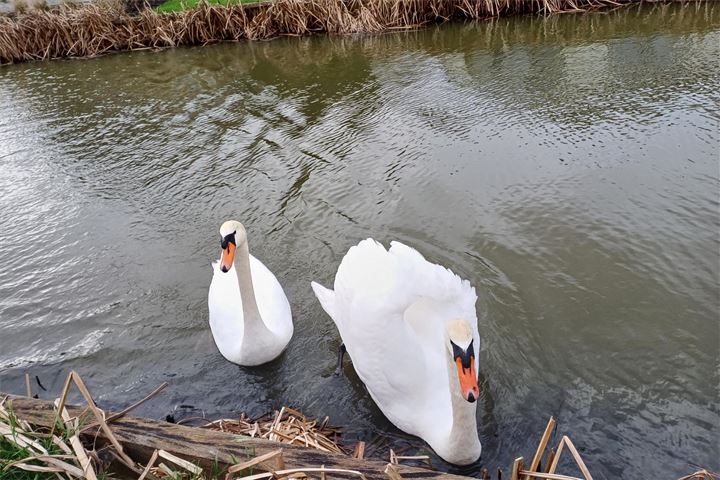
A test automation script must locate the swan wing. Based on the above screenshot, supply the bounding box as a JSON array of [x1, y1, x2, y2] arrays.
[[333, 239, 477, 322], [334, 240, 429, 433], [333, 239, 415, 323], [388, 241, 480, 373], [333, 239, 478, 349]]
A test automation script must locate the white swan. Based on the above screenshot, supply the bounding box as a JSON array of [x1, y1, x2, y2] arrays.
[[311, 239, 481, 465], [208, 220, 293, 366]]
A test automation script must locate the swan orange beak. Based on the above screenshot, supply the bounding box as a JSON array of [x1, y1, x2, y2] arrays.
[[456, 357, 479, 403], [220, 242, 235, 273]]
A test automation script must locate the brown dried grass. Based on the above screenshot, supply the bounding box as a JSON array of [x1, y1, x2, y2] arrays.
[[0, 0, 648, 64], [203, 406, 346, 454], [677, 470, 720, 480], [2, 372, 355, 480]]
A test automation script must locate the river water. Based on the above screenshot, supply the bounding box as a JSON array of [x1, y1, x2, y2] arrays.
[[1, 3, 718, 477]]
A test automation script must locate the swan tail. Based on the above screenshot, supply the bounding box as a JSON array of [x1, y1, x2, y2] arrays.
[[311, 281, 336, 319]]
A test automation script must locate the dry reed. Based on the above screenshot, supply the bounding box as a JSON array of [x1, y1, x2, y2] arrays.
[[677, 470, 719, 480], [0, 0, 658, 65], [4, 374, 715, 480], [203, 406, 346, 454], [1, 371, 355, 480]]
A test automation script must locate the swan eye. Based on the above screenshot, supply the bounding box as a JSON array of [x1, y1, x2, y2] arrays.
[[451, 339, 474, 369], [221, 232, 236, 250]]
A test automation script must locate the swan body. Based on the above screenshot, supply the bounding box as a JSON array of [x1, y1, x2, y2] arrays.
[[311, 239, 481, 465], [208, 221, 293, 366]]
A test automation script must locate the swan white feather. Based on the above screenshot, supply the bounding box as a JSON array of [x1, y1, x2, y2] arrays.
[[208, 221, 293, 366], [312, 239, 481, 465]]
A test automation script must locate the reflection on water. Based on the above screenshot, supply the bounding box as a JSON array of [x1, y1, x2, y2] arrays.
[[1, 3, 718, 477]]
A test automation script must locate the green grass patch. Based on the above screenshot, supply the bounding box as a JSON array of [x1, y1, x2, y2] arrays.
[[0, 414, 66, 480], [155, 0, 258, 13]]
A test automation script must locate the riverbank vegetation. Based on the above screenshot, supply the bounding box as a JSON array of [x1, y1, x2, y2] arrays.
[[0, 0, 689, 65], [0, 371, 358, 480], [1, 371, 716, 480]]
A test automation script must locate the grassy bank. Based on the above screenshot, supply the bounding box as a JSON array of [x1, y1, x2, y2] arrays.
[[155, 0, 257, 14], [0, 0, 685, 65]]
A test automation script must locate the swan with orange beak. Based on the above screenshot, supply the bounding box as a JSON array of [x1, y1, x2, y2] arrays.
[[208, 220, 293, 366], [312, 239, 482, 465]]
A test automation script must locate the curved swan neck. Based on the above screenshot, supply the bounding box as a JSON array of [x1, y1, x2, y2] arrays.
[[233, 241, 268, 335], [444, 351, 482, 461]]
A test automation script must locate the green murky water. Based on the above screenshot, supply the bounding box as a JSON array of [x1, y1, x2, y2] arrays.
[[1, 3, 718, 477]]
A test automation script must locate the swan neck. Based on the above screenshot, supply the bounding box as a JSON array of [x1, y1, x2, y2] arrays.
[[445, 350, 481, 460], [233, 241, 266, 334]]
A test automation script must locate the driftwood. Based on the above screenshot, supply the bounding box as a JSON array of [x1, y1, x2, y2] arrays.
[[3, 393, 470, 480]]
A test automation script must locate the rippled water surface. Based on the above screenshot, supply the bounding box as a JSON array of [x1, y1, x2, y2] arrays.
[[1, 3, 719, 477]]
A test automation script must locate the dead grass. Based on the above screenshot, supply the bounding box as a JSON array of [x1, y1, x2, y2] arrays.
[[2, 372, 715, 480], [0, 371, 358, 480], [0, 0, 656, 64], [203, 406, 346, 455]]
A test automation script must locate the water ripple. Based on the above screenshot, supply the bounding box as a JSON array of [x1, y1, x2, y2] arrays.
[[0, 4, 718, 478]]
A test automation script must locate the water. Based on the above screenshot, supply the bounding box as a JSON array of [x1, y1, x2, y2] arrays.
[[1, 3, 718, 477]]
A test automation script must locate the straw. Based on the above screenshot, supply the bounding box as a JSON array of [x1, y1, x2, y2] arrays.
[[205, 407, 345, 454]]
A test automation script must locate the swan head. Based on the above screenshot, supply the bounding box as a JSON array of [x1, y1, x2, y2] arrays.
[[445, 319, 480, 404], [218, 220, 247, 273]]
